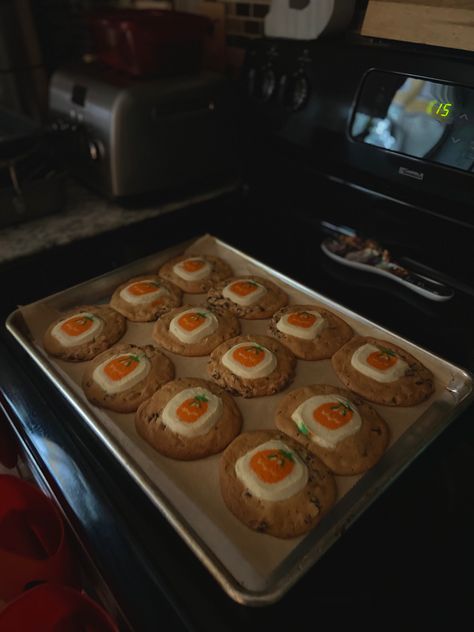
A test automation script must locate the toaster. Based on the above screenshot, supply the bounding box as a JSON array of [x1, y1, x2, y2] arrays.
[[49, 64, 238, 199]]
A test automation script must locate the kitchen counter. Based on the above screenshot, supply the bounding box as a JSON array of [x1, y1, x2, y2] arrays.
[[0, 179, 239, 264]]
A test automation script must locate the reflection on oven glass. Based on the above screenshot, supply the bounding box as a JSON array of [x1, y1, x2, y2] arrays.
[[357, 78, 452, 156], [38, 439, 100, 522]]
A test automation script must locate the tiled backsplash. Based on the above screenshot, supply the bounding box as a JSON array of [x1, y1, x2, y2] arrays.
[[136, 0, 271, 38], [224, 1, 271, 38]]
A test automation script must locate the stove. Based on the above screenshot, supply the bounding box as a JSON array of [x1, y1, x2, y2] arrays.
[[1, 34, 474, 628]]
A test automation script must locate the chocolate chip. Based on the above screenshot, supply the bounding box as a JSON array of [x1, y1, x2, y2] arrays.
[[146, 412, 158, 424], [310, 496, 321, 509]]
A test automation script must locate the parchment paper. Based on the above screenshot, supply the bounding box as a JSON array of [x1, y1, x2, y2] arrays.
[[18, 235, 455, 592]]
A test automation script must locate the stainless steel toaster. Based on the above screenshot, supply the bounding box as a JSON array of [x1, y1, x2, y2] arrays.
[[49, 63, 238, 199]]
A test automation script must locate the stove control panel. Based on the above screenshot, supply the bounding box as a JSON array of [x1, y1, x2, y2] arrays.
[[243, 37, 474, 217]]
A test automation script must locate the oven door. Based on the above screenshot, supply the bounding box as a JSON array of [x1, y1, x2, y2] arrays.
[[1, 181, 473, 627]]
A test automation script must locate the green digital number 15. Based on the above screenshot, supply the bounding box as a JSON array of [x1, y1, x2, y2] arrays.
[[428, 100, 453, 118]]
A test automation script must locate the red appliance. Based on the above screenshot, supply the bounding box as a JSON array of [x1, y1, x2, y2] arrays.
[[0, 583, 119, 632], [0, 475, 77, 601], [87, 9, 212, 77]]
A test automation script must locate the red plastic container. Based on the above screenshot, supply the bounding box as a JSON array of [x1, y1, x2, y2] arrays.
[[0, 583, 119, 631], [88, 9, 212, 77], [0, 476, 77, 601]]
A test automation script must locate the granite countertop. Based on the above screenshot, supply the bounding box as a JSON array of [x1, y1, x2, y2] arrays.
[[0, 179, 238, 264]]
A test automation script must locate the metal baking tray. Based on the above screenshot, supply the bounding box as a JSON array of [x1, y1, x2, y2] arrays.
[[5, 235, 474, 605]]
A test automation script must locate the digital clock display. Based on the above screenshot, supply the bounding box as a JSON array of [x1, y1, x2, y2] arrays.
[[427, 101, 453, 119], [351, 71, 474, 174]]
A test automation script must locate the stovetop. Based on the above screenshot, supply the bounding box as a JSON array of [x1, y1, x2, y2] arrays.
[[1, 176, 474, 628]]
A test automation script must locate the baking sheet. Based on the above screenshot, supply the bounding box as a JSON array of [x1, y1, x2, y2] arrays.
[[6, 234, 473, 604]]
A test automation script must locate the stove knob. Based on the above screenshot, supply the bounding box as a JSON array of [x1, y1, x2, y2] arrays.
[[246, 67, 257, 97], [88, 140, 104, 161], [283, 73, 310, 111], [260, 68, 277, 102]]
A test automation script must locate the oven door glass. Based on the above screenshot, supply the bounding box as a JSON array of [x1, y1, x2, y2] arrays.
[[351, 70, 474, 173]]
